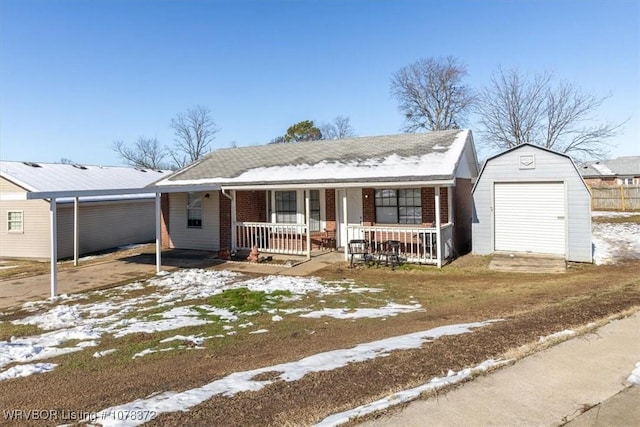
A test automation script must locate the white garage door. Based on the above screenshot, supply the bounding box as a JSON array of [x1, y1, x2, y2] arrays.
[[494, 182, 566, 255]]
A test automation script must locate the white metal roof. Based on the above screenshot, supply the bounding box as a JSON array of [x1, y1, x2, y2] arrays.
[[0, 160, 171, 193]]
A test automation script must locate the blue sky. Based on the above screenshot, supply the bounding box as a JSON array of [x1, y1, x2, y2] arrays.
[[1, 0, 638, 166]]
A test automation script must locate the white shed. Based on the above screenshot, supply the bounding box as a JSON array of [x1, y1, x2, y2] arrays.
[[472, 144, 592, 263]]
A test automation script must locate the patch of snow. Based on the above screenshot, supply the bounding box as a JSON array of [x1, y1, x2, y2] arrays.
[[592, 222, 640, 264], [271, 315, 283, 322], [627, 361, 640, 385], [93, 349, 117, 358], [76, 340, 99, 347], [238, 322, 254, 329], [300, 303, 423, 319], [132, 348, 157, 359], [249, 329, 269, 334], [111, 307, 210, 338], [316, 359, 511, 426], [94, 320, 499, 426], [0, 363, 57, 381]]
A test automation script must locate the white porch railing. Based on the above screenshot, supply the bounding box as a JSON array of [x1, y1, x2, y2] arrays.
[[346, 224, 454, 266], [235, 222, 309, 255]]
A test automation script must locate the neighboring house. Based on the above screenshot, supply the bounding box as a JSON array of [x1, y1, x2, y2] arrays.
[[0, 161, 170, 259], [580, 156, 640, 186], [472, 144, 592, 263], [152, 129, 479, 267]]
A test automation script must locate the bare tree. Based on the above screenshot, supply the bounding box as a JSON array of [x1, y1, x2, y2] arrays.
[[476, 68, 623, 160], [170, 105, 218, 167], [59, 157, 74, 164], [390, 56, 475, 132], [320, 115, 356, 140], [112, 136, 170, 169]]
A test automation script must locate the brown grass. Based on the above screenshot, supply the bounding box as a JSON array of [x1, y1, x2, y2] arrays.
[[0, 255, 639, 426]]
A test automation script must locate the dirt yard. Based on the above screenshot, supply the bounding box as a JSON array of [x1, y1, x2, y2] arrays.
[[0, 214, 638, 426]]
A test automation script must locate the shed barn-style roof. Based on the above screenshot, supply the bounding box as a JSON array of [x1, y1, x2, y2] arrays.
[[154, 129, 475, 187]]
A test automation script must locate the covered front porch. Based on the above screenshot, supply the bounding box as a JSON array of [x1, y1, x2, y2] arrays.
[[227, 185, 454, 267]]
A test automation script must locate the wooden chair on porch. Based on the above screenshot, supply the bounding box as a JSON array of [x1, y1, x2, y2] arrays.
[[320, 228, 337, 251]]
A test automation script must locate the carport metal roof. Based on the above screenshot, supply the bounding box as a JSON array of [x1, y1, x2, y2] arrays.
[[24, 184, 220, 298]]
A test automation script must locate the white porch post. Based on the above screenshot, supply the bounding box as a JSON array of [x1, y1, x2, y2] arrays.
[[155, 193, 162, 273], [73, 196, 79, 266], [50, 198, 58, 297], [435, 186, 442, 268], [343, 190, 349, 261], [230, 190, 237, 252]]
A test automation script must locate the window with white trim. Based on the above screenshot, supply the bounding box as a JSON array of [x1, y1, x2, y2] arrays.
[[308, 190, 321, 231], [7, 211, 23, 233], [375, 189, 422, 224], [187, 192, 202, 228], [275, 191, 297, 223]]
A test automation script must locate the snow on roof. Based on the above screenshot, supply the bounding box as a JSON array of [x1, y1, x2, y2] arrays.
[[155, 129, 472, 187], [580, 156, 640, 177], [0, 161, 171, 193]]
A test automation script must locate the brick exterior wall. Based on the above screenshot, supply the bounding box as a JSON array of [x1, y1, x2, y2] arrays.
[[362, 188, 375, 225], [236, 190, 267, 222], [420, 187, 448, 224], [325, 189, 336, 231], [160, 193, 172, 249], [453, 178, 473, 256], [219, 190, 232, 251]]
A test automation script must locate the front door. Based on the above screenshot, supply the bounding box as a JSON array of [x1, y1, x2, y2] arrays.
[[337, 189, 363, 247]]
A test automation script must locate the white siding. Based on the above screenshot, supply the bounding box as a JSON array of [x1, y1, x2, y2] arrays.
[[168, 192, 220, 251], [472, 145, 592, 262], [0, 178, 51, 258], [56, 200, 156, 259]]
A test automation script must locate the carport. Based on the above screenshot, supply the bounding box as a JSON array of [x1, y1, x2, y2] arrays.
[[472, 144, 592, 263], [25, 184, 220, 297]]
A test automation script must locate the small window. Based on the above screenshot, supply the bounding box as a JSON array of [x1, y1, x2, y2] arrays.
[[7, 211, 23, 233], [275, 191, 297, 223], [187, 192, 202, 228], [308, 190, 321, 232]]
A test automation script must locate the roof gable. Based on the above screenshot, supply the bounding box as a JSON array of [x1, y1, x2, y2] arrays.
[[0, 161, 171, 193], [157, 129, 473, 186], [473, 143, 589, 193]]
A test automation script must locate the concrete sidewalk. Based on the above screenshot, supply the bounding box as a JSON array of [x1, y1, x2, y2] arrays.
[[362, 312, 640, 427]]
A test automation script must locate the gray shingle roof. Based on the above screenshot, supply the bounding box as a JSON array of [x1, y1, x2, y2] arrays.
[[158, 129, 471, 186], [580, 156, 640, 177]]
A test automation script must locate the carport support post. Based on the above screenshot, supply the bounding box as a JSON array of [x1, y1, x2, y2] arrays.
[[155, 193, 162, 273], [50, 197, 58, 297], [305, 190, 311, 260], [435, 186, 442, 268], [73, 196, 79, 266]]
